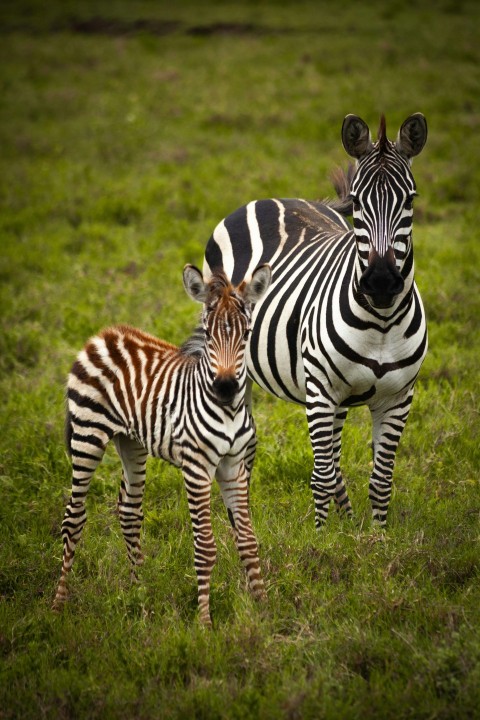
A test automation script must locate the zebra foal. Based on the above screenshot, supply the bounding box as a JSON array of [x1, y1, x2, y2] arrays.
[[53, 264, 271, 626], [204, 113, 428, 530]]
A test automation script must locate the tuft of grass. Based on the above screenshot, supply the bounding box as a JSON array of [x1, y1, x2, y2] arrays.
[[1, 1, 479, 718]]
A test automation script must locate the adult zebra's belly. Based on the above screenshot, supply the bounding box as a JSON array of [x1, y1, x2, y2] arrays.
[[247, 344, 424, 408], [247, 313, 427, 408], [246, 295, 307, 405], [246, 349, 422, 407], [246, 351, 306, 405]]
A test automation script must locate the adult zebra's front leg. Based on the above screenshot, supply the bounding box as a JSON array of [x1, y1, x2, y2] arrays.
[[305, 378, 338, 529], [369, 389, 415, 527]]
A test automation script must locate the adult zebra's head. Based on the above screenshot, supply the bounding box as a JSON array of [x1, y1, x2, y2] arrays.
[[342, 113, 427, 309], [183, 264, 271, 406]]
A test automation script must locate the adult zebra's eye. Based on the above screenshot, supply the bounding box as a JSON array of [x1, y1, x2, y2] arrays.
[[352, 199, 361, 213]]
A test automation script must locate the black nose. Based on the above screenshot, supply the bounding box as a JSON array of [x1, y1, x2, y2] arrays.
[[212, 375, 239, 405], [359, 249, 404, 307]]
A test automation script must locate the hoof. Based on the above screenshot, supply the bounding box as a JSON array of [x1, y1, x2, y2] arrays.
[[52, 581, 68, 612], [51, 597, 66, 612], [199, 615, 213, 629], [253, 587, 267, 603]]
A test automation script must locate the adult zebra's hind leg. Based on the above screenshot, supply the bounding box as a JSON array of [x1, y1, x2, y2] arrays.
[[369, 390, 414, 527], [332, 408, 353, 518], [53, 421, 110, 610], [243, 377, 257, 480], [113, 434, 148, 578]]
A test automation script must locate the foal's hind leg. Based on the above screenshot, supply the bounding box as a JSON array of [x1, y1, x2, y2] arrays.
[[53, 422, 109, 610], [113, 434, 148, 578]]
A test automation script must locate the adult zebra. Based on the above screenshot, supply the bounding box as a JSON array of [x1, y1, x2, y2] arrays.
[[204, 113, 428, 529]]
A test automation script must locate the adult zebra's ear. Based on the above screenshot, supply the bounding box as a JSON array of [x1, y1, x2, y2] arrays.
[[396, 113, 427, 159], [342, 114, 374, 159], [242, 264, 272, 305], [183, 264, 208, 303]]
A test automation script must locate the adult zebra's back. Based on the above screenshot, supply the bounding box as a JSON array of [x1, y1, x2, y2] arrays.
[[204, 113, 428, 529]]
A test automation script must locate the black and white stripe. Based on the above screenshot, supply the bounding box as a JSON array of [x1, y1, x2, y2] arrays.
[[204, 113, 428, 529]]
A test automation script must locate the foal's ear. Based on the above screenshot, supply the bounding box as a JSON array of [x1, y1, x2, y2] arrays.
[[242, 264, 272, 305], [342, 114, 374, 159], [183, 264, 208, 303], [396, 113, 427, 159]]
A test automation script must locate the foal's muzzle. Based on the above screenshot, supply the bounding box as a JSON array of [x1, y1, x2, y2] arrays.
[[212, 375, 239, 405]]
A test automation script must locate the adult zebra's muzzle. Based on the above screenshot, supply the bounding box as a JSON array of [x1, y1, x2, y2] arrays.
[[212, 373, 240, 406], [359, 247, 404, 309]]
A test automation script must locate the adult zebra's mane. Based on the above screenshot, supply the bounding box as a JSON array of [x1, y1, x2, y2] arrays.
[[325, 163, 355, 217]]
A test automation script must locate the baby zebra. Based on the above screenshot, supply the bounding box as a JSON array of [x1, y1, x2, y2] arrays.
[[53, 264, 271, 626]]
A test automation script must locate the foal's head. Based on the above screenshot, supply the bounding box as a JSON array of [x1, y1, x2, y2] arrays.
[[183, 264, 271, 405]]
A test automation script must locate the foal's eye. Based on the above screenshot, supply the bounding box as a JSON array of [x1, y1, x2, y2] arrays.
[[243, 328, 251, 340], [204, 328, 211, 340]]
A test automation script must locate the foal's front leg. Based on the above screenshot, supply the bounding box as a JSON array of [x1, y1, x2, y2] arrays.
[[182, 462, 217, 627], [217, 458, 266, 603]]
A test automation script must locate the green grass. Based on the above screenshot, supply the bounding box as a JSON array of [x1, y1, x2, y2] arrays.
[[1, 1, 479, 717]]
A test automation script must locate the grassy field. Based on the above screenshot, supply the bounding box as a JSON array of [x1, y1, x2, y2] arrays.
[[1, 1, 479, 717]]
